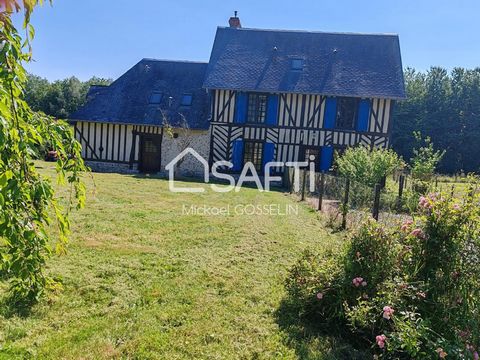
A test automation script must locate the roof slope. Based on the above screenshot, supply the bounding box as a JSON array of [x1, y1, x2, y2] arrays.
[[204, 27, 406, 99], [71, 59, 210, 129]]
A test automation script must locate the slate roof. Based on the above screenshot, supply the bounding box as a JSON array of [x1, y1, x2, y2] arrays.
[[71, 59, 210, 129], [204, 27, 406, 99]]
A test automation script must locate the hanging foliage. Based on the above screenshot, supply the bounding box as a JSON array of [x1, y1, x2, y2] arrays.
[[0, 1, 87, 305]]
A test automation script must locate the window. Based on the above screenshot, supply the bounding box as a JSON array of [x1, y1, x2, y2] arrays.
[[291, 59, 304, 71], [247, 93, 267, 123], [180, 94, 193, 106], [149, 92, 163, 104], [243, 141, 264, 172], [336, 97, 359, 130]]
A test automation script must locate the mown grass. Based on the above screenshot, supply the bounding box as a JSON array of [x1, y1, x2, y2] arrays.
[[0, 162, 353, 359]]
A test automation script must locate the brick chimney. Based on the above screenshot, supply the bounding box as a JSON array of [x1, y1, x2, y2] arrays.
[[228, 11, 241, 28]]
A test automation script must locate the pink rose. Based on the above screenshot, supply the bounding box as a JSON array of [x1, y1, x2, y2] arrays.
[[352, 277, 364, 287], [382, 306, 394, 320], [376, 334, 387, 349], [401, 220, 413, 232], [436, 348, 447, 359], [361, 281, 367, 287], [410, 228, 425, 238], [316, 292, 323, 300]]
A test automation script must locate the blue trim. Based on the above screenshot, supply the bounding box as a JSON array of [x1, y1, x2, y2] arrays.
[[232, 139, 244, 171], [234, 92, 248, 123], [357, 99, 371, 132], [320, 146, 334, 171], [262, 142, 275, 173], [323, 97, 337, 129], [266, 94, 279, 126]]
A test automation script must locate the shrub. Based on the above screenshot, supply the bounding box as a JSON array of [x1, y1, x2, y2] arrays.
[[336, 147, 404, 188], [285, 185, 480, 359], [411, 132, 445, 193]]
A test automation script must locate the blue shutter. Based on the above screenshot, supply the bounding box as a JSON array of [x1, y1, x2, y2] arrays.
[[357, 99, 371, 132], [320, 146, 334, 171], [265, 94, 279, 126], [262, 142, 275, 174], [232, 139, 244, 172], [234, 92, 248, 123], [323, 97, 337, 129]]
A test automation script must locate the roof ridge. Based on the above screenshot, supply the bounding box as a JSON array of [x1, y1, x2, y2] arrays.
[[217, 26, 399, 37], [140, 58, 208, 64]]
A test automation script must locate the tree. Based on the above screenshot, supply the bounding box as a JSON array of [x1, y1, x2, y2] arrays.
[[24, 74, 112, 119], [392, 66, 480, 174], [0, 1, 87, 305]]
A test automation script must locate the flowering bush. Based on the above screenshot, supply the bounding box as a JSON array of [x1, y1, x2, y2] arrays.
[[285, 185, 480, 358]]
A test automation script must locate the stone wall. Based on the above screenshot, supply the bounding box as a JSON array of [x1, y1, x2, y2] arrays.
[[161, 129, 210, 177], [85, 161, 138, 174]]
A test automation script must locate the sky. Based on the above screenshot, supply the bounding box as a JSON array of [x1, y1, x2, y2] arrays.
[[15, 0, 480, 81]]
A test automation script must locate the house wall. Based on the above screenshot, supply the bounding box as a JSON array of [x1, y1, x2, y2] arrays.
[[209, 90, 394, 167], [73, 121, 209, 175], [161, 129, 210, 177]]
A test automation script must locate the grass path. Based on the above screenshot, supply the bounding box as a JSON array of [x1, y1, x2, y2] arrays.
[[0, 164, 345, 359]]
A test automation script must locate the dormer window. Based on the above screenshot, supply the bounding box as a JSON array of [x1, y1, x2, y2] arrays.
[[149, 92, 163, 104], [291, 59, 304, 71], [180, 94, 193, 106]]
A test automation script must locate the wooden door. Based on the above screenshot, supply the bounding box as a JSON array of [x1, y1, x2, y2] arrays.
[[139, 134, 161, 173]]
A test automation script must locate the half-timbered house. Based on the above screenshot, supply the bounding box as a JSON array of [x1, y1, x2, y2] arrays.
[[71, 14, 405, 176], [204, 17, 406, 173], [70, 59, 210, 175]]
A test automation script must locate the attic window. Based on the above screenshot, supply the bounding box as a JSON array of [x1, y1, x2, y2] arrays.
[[291, 59, 304, 71], [181, 94, 193, 106], [149, 92, 163, 104]]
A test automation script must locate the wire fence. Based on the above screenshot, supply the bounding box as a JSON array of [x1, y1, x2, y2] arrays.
[[282, 168, 412, 229]]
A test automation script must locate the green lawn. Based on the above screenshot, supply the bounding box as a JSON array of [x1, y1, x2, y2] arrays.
[[0, 163, 351, 359]]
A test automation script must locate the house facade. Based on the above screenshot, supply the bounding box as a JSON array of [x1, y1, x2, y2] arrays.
[[71, 15, 405, 175]]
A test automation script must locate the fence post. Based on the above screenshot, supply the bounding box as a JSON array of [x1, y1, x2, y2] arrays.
[[398, 175, 404, 199], [341, 178, 350, 229], [373, 183, 381, 221], [317, 172, 325, 211], [301, 169, 307, 201], [289, 168, 294, 194]]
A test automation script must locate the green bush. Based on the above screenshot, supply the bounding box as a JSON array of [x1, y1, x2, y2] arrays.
[[336, 147, 404, 188], [285, 186, 480, 359], [411, 132, 445, 192]]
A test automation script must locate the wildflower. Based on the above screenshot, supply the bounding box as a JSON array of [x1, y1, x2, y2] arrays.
[[376, 334, 387, 349], [474, 351, 479, 360], [436, 348, 447, 358], [363, 294, 369, 300], [352, 277, 365, 287], [410, 228, 424, 238], [382, 306, 394, 320], [316, 292, 323, 300], [453, 204, 461, 210]]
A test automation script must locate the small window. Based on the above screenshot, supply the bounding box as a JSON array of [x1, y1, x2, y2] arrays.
[[336, 97, 359, 130], [180, 94, 193, 106], [243, 141, 264, 172], [247, 93, 267, 123], [149, 92, 163, 104], [291, 59, 304, 71]]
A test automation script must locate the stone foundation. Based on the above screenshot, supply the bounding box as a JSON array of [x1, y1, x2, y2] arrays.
[[85, 161, 139, 174]]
